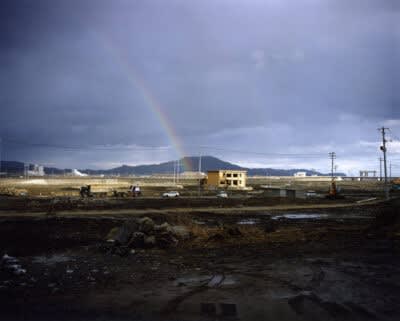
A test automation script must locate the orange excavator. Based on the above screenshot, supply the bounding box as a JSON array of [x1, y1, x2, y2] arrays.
[[391, 178, 400, 191], [326, 179, 344, 199]]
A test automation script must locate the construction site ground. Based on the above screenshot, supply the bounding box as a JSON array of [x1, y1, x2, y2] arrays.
[[0, 181, 399, 321]]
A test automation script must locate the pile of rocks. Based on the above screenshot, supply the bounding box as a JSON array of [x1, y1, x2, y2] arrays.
[[0, 187, 28, 197], [102, 217, 191, 255]]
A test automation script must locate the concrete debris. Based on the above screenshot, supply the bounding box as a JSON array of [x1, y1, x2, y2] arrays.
[[1, 254, 27, 275], [201, 303, 217, 316], [106, 227, 119, 243], [225, 227, 242, 237], [139, 217, 155, 234], [103, 217, 191, 255], [129, 232, 145, 248], [144, 235, 156, 248], [170, 226, 191, 240], [113, 225, 132, 245]]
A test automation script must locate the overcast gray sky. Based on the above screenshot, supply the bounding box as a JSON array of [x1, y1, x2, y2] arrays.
[[1, 0, 399, 174]]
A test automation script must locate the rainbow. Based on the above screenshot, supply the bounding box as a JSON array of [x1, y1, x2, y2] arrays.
[[97, 35, 192, 171]]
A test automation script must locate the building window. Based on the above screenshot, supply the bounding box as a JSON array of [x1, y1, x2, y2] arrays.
[[233, 173, 238, 177], [227, 173, 232, 177], [233, 180, 238, 185], [220, 180, 226, 185]]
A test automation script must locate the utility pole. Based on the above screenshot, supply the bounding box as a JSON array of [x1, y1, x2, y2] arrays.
[[198, 153, 202, 196], [173, 160, 176, 185], [379, 127, 389, 200], [177, 158, 180, 184], [379, 157, 383, 181], [328, 152, 337, 197], [389, 161, 392, 181], [328, 152, 336, 179], [0, 137, 2, 177]]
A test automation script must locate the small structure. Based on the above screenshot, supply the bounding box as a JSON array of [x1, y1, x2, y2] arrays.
[[27, 164, 45, 177], [294, 171, 307, 177], [260, 186, 306, 199], [359, 170, 376, 178], [206, 170, 247, 189]]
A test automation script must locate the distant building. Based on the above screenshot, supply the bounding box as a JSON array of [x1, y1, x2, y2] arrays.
[[206, 170, 247, 189], [71, 169, 88, 177], [180, 171, 206, 179], [27, 164, 45, 176], [294, 171, 307, 177]]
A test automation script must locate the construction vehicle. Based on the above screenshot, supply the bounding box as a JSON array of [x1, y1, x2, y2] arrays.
[[326, 179, 344, 199], [391, 178, 400, 191], [79, 185, 93, 198], [112, 185, 142, 198]]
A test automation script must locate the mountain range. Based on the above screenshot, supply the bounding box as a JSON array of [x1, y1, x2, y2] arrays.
[[0, 156, 345, 177]]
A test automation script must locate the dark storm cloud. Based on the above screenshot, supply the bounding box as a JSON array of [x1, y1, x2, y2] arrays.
[[0, 0, 399, 172]]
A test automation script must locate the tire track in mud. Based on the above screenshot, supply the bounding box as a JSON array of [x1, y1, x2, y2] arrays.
[[162, 274, 226, 315]]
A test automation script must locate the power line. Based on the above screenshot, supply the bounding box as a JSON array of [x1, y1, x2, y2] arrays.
[[2, 139, 171, 151], [198, 145, 328, 158]]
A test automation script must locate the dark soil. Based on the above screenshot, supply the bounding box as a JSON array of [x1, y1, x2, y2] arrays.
[[0, 200, 399, 321]]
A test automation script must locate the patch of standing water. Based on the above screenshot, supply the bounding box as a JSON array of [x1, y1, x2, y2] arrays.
[[237, 218, 260, 225], [272, 214, 329, 220], [175, 274, 237, 287], [32, 254, 72, 265]]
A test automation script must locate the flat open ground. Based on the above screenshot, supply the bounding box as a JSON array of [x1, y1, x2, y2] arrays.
[[0, 178, 399, 321]]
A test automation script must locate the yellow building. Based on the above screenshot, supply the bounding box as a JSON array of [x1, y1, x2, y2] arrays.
[[206, 170, 247, 189]]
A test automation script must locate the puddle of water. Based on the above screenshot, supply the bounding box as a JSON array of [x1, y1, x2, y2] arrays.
[[221, 275, 237, 286], [32, 254, 72, 265], [174, 275, 210, 286], [193, 220, 206, 225], [272, 214, 329, 220], [175, 274, 237, 287], [237, 218, 260, 225]]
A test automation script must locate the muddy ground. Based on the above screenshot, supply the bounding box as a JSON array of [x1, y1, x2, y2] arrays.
[[0, 198, 399, 321]]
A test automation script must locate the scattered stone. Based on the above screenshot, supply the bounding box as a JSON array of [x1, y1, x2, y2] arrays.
[[129, 232, 145, 248], [226, 226, 242, 237], [220, 303, 237, 317], [264, 219, 277, 233], [139, 217, 155, 234], [155, 222, 173, 233], [156, 232, 178, 249], [201, 303, 217, 316], [113, 225, 133, 245], [208, 233, 224, 242], [106, 227, 119, 242], [171, 225, 191, 240], [113, 246, 130, 257], [144, 235, 156, 248]]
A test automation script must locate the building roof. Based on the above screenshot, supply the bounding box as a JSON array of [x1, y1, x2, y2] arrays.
[[207, 170, 247, 173]]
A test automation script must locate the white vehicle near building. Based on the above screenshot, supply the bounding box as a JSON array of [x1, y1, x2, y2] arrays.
[[305, 190, 318, 198], [216, 191, 228, 198], [162, 191, 180, 198]]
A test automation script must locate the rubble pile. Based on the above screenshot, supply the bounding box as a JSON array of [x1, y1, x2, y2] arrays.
[[0, 187, 28, 197], [1, 254, 27, 275], [101, 217, 191, 255]]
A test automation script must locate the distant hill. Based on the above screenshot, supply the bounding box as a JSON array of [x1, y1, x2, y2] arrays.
[[0, 157, 346, 177]]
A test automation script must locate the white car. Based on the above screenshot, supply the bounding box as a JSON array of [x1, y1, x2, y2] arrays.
[[305, 190, 317, 198], [162, 191, 180, 198], [216, 191, 228, 198]]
